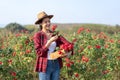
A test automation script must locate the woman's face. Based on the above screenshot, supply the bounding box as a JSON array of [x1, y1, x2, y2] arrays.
[[41, 17, 51, 30]]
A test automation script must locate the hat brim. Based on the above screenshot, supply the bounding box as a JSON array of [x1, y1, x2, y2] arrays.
[[35, 15, 53, 24]]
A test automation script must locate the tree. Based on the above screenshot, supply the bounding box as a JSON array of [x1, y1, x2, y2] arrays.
[[5, 22, 28, 33]]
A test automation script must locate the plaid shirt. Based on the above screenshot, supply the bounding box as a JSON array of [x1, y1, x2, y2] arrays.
[[33, 30, 73, 72]]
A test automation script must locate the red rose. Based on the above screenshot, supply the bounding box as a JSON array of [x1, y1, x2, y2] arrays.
[[64, 45, 69, 51], [82, 56, 89, 62], [51, 25, 57, 31], [0, 61, 2, 65], [68, 44, 73, 51], [95, 45, 101, 49], [65, 58, 71, 63], [8, 59, 12, 64], [102, 70, 109, 74], [58, 50, 63, 55], [10, 72, 16, 76], [77, 27, 84, 34], [74, 73, 79, 77], [70, 61, 74, 65], [26, 49, 31, 54], [66, 63, 71, 68]]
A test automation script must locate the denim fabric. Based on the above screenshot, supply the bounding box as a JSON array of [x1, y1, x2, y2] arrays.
[[39, 59, 60, 80]]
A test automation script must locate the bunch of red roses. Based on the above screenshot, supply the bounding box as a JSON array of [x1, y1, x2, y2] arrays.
[[59, 43, 73, 53], [50, 43, 73, 59], [50, 25, 74, 59]]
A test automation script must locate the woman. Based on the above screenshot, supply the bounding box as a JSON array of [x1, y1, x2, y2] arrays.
[[33, 11, 73, 80]]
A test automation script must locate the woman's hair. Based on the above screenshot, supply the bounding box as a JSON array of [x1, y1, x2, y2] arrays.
[[39, 18, 43, 30], [39, 25, 42, 30]]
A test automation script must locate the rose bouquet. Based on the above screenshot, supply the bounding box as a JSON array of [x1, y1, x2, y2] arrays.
[[50, 43, 73, 59], [50, 25, 74, 59]]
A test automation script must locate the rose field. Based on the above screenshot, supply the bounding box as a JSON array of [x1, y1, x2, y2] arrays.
[[0, 24, 120, 80]]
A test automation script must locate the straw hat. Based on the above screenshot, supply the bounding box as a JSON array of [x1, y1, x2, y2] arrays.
[[35, 11, 53, 24]]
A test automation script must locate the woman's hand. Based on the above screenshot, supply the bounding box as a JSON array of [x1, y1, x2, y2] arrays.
[[49, 35, 58, 42], [45, 35, 58, 48]]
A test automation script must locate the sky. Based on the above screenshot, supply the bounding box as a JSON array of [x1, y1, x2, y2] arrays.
[[0, 0, 120, 27]]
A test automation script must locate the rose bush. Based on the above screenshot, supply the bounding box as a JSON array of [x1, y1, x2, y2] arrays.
[[0, 27, 120, 80]]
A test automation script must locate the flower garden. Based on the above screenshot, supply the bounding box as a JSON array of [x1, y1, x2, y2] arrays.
[[0, 25, 120, 80]]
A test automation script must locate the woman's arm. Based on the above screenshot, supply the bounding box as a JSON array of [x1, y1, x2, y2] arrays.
[[34, 33, 59, 56], [33, 33, 49, 56]]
